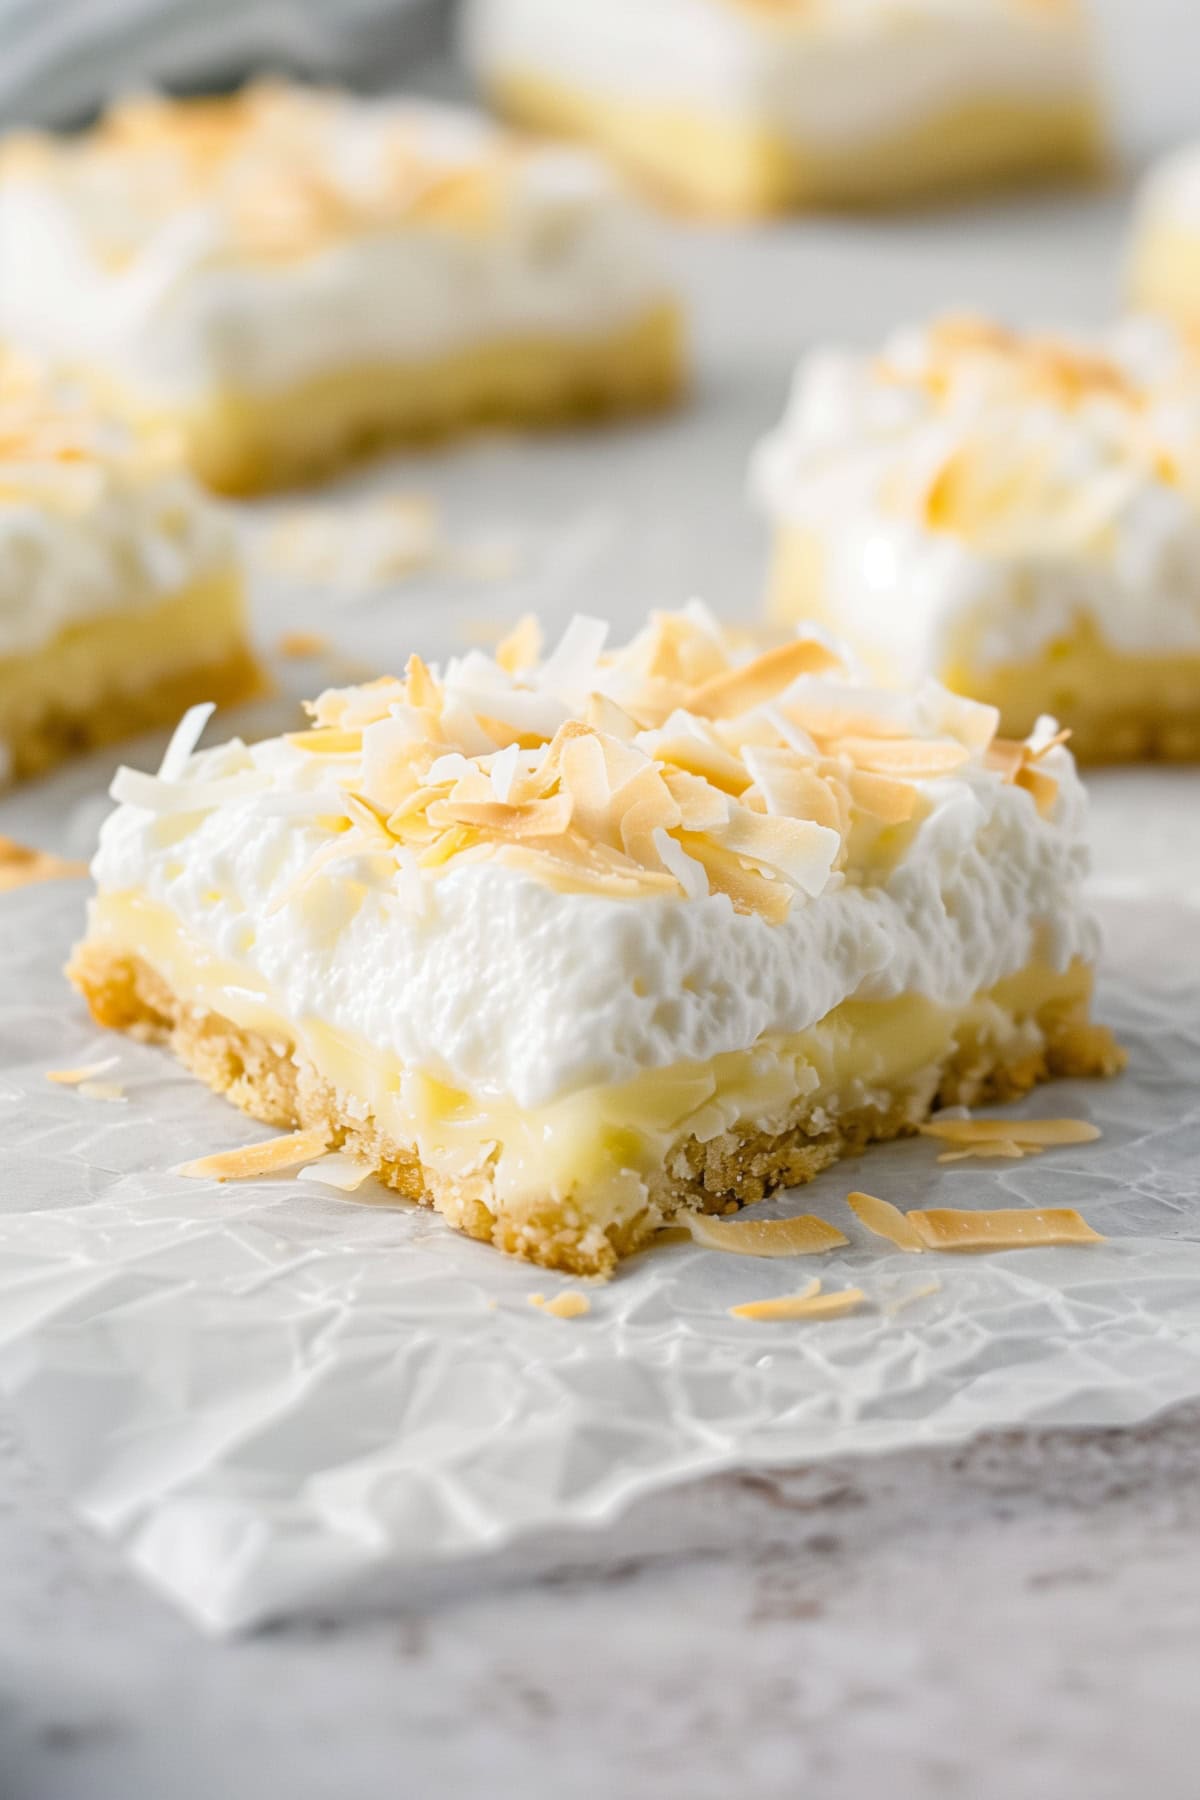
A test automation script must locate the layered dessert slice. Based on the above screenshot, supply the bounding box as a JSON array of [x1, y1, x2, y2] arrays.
[[69, 605, 1121, 1276], [461, 0, 1105, 216], [0, 352, 258, 787], [752, 314, 1200, 760], [0, 83, 683, 496], [1129, 142, 1200, 329]]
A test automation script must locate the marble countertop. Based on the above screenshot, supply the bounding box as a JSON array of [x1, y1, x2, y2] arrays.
[[5, 1405, 1200, 1800], [4, 146, 1200, 1800]]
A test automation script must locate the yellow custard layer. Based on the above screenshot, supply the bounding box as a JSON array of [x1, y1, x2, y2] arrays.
[[767, 528, 1200, 760], [86, 889, 1093, 1216], [484, 71, 1104, 214], [1129, 220, 1200, 331], [0, 571, 260, 783], [119, 306, 683, 494]]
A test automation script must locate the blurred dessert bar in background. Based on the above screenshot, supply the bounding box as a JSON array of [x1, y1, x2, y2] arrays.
[[0, 82, 683, 495], [71, 604, 1119, 1275], [1129, 141, 1200, 329], [752, 314, 1200, 760], [461, 0, 1106, 216], [0, 353, 257, 787]]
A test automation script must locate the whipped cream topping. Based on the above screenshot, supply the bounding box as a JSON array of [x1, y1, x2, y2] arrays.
[[92, 606, 1096, 1110], [0, 357, 233, 659], [0, 85, 670, 406], [751, 313, 1200, 673], [462, 0, 1094, 147]]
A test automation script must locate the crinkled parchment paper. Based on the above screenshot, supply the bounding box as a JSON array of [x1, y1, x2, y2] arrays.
[[1, 871, 1199, 1634]]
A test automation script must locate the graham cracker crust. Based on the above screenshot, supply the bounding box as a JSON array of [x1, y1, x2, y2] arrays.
[[1, 643, 266, 786], [175, 306, 685, 495], [68, 939, 1125, 1277]]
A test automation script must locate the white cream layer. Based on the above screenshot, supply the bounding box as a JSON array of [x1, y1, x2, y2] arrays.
[[751, 317, 1200, 673], [0, 105, 669, 409], [461, 0, 1095, 146], [0, 461, 233, 659], [92, 727, 1096, 1112]]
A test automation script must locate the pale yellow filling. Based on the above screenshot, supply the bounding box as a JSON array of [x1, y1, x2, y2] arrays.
[[483, 71, 1105, 214], [1129, 218, 1200, 330], [767, 525, 1200, 759], [0, 570, 253, 774], [110, 306, 683, 495], [86, 889, 1091, 1224]]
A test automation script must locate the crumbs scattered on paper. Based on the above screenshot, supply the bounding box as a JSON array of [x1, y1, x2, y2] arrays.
[[256, 493, 524, 597], [529, 1290, 591, 1320]]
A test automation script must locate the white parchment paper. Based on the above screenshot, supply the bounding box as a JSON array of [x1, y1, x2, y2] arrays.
[[1, 873, 1199, 1634]]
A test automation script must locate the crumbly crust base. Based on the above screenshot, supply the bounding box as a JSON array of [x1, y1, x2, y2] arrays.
[[161, 306, 684, 495], [0, 642, 266, 785], [483, 72, 1106, 216], [68, 939, 1125, 1278]]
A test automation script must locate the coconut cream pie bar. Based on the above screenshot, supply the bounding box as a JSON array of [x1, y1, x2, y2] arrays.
[[461, 0, 1105, 215], [0, 353, 257, 787], [69, 605, 1120, 1275], [752, 314, 1200, 760], [1129, 143, 1200, 330], [0, 84, 682, 496]]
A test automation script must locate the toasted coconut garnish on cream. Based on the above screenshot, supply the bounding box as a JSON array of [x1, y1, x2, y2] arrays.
[[685, 637, 841, 720], [906, 1208, 1103, 1252], [731, 1285, 865, 1322], [687, 1212, 849, 1257], [113, 604, 1072, 929], [176, 1125, 331, 1181], [830, 737, 971, 778]]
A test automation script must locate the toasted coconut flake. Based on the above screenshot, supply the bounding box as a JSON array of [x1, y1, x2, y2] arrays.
[[715, 808, 839, 898], [495, 613, 542, 675], [847, 769, 919, 824], [677, 833, 792, 922], [688, 1212, 849, 1257], [77, 1080, 127, 1103], [686, 637, 841, 721], [297, 1152, 375, 1192], [1016, 763, 1060, 819], [0, 835, 87, 891], [586, 692, 639, 741], [907, 1207, 1103, 1252], [176, 1125, 331, 1182], [158, 701, 215, 781], [277, 630, 331, 660], [285, 728, 363, 756], [919, 1116, 1101, 1147], [404, 653, 440, 711], [884, 1279, 943, 1316], [529, 1290, 591, 1320], [1028, 726, 1072, 761], [731, 1286, 865, 1322], [938, 1141, 1029, 1163], [436, 794, 573, 839], [660, 766, 730, 833], [847, 1191, 926, 1253], [984, 738, 1027, 782], [46, 1057, 119, 1086], [830, 736, 971, 778]]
